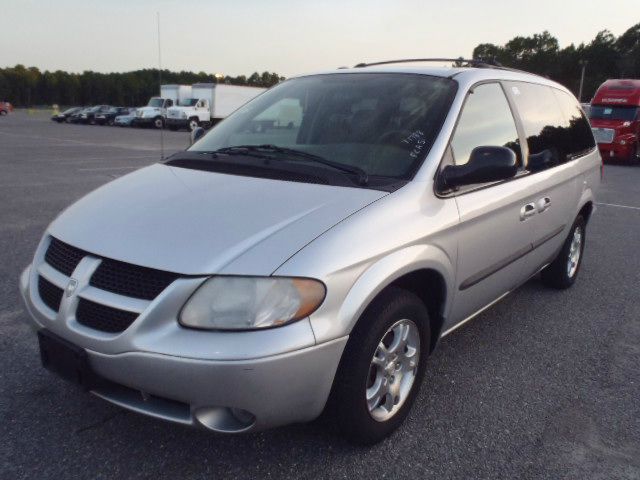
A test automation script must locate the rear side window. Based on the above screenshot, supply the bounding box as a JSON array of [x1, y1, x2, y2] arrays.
[[552, 89, 596, 157], [450, 83, 522, 166], [506, 82, 594, 172]]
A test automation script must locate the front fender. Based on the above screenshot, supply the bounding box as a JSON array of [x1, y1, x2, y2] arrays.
[[308, 244, 455, 344]]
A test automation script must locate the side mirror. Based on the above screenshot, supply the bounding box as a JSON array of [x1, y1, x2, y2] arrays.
[[440, 146, 518, 190], [190, 127, 206, 145]]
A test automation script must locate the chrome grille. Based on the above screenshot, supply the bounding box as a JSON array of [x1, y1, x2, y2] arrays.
[[38, 276, 64, 312], [592, 127, 615, 144], [76, 298, 139, 333], [37, 237, 180, 334]]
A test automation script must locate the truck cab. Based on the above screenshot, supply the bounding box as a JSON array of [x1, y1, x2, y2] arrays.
[[133, 97, 175, 129], [134, 84, 192, 129], [166, 97, 211, 131], [590, 79, 640, 162]]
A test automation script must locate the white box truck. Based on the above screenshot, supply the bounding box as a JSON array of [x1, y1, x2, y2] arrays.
[[134, 84, 192, 129], [166, 83, 266, 131]]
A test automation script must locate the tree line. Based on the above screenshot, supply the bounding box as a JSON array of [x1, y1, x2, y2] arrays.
[[0, 67, 284, 107], [472, 22, 640, 102], [1, 23, 638, 107]]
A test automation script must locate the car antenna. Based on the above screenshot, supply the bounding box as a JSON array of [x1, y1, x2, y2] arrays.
[[157, 11, 165, 160]]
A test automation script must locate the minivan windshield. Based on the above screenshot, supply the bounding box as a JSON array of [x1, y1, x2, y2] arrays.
[[590, 105, 639, 121], [189, 73, 457, 181]]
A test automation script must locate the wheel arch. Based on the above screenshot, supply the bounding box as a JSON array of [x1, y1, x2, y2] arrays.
[[330, 245, 454, 352]]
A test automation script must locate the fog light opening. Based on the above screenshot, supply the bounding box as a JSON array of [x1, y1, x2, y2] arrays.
[[194, 406, 256, 433]]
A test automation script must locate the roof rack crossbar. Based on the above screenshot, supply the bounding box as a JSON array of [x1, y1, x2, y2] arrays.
[[353, 58, 512, 70]]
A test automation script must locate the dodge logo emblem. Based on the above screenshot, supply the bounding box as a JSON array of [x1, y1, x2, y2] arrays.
[[66, 278, 78, 297]]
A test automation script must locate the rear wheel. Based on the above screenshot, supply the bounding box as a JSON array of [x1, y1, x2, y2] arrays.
[[541, 215, 586, 289], [327, 287, 430, 445], [107, 118, 115, 126]]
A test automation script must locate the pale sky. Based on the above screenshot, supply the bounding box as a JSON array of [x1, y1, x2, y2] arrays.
[[1, 0, 636, 77]]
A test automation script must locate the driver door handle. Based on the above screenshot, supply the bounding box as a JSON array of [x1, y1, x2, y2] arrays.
[[537, 197, 551, 213], [520, 203, 536, 221]]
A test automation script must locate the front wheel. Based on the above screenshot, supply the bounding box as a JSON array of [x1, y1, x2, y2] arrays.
[[188, 118, 200, 132], [153, 117, 164, 129], [327, 287, 430, 444], [541, 215, 586, 289]]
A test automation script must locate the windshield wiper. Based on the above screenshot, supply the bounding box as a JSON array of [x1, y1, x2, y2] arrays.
[[213, 145, 369, 185]]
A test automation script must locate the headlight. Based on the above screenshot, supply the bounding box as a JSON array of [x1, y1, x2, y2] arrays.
[[179, 276, 326, 330]]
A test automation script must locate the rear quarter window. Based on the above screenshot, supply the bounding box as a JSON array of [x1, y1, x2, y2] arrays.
[[506, 82, 594, 172]]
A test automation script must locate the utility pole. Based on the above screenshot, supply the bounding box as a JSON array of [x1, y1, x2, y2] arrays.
[[578, 60, 587, 103]]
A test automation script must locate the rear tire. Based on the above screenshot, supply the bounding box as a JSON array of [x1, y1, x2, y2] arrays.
[[327, 287, 430, 445], [541, 215, 586, 289]]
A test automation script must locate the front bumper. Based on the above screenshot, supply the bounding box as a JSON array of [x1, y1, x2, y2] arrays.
[[132, 117, 159, 126], [19, 263, 346, 432], [165, 118, 188, 128], [598, 142, 635, 161]]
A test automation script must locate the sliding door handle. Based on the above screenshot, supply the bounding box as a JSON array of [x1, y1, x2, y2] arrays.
[[520, 203, 536, 221]]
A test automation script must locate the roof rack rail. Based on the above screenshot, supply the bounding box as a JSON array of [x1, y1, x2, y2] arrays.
[[353, 58, 512, 70]]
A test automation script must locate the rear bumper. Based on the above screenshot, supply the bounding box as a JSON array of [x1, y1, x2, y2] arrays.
[[19, 265, 346, 432]]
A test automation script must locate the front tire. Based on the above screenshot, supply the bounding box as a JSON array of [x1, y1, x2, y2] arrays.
[[541, 215, 586, 289], [153, 117, 164, 129], [327, 287, 430, 445], [188, 118, 200, 132]]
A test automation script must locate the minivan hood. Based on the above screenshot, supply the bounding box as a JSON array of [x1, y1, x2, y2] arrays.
[[49, 164, 386, 275]]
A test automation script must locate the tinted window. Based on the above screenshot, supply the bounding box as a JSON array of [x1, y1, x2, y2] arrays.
[[552, 89, 596, 157], [191, 73, 457, 180], [590, 105, 639, 121], [507, 82, 594, 172], [450, 83, 522, 167]]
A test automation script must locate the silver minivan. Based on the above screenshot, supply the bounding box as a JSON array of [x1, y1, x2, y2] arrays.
[[20, 60, 600, 444]]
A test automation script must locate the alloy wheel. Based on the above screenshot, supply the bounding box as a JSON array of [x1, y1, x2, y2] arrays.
[[366, 319, 420, 422]]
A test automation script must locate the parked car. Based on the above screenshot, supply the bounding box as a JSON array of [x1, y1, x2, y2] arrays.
[[78, 105, 112, 125], [94, 107, 132, 126], [67, 107, 91, 124], [1, 101, 14, 114], [589, 79, 640, 162], [19, 60, 600, 445], [51, 107, 83, 123], [114, 108, 138, 127]]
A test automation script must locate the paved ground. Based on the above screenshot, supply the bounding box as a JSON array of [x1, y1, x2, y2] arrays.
[[1, 111, 639, 479]]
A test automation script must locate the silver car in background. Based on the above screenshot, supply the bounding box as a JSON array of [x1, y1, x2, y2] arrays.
[[20, 60, 600, 444]]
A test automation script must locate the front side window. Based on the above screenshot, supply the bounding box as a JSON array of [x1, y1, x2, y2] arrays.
[[450, 83, 522, 167], [189, 73, 457, 182]]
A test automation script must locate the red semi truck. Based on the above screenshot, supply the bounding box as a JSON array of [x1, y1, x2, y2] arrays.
[[590, 79, 640, 162]]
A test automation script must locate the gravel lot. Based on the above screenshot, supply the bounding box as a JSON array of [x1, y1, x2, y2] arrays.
[[1, 111, 639, 479]]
